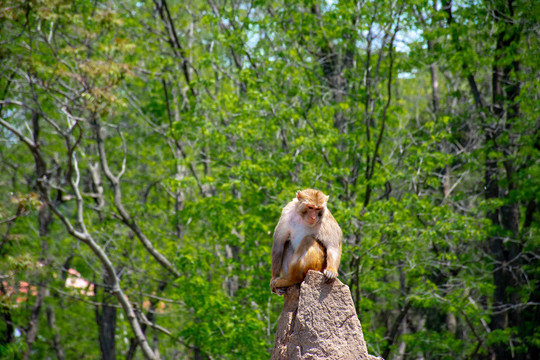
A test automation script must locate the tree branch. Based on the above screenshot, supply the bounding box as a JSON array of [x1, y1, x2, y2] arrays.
[[91, 116, 181, 278]]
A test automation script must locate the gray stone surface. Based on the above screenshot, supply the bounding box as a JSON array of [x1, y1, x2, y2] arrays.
[[271, 271, 383, 360]]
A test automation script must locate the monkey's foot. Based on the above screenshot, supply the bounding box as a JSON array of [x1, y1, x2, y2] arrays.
[[270, 284, 288, 296], [274, 287, 288, 296], [323, 269, 338, 282], [271, 278, 287, 295]]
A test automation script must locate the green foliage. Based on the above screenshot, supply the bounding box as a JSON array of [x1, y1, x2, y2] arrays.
[[0, 0, 538, 359]]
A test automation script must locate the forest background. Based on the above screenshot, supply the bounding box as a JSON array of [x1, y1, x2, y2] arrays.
[[0, 0, 538, 359]]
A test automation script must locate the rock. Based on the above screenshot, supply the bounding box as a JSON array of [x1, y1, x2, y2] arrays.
[[271, 271, 383, 360]]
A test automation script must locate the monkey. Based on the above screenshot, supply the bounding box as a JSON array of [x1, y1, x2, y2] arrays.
[[270, 189, 342, 295]]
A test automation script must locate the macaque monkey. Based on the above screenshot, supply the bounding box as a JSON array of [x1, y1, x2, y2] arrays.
[[270, 189, 342, 295]]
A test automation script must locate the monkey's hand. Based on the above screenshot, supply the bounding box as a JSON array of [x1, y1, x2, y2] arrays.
[[323, 269, 338, 282]]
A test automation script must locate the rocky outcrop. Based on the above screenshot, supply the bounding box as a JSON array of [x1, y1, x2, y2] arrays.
[[271, 271, 383, 360]]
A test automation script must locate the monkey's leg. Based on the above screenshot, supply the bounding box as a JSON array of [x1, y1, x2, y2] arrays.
[[272, 236, 325, 291], [271, 259, 304, 290]]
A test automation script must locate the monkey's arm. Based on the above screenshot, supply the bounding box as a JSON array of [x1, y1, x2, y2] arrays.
[[324, 242, 342, 280], [319, 214, 343, 281], [271, 219, 290, 280]]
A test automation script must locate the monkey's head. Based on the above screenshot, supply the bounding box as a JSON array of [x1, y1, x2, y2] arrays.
[[296, 189, 329, 226]]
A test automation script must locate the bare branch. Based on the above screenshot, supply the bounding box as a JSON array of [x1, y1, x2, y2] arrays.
[[0, 115, 36, 149], [92, 116, 181, 278]]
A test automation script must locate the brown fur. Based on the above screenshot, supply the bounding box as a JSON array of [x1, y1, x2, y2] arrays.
[[272, 236, 326, 289]]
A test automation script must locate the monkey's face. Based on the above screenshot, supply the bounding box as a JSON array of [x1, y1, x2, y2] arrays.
[[305, 204, 323, 226]]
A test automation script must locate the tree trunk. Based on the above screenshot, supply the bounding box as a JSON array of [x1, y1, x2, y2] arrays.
[[0, 282, 14, 346], [24, 175, 53, 359], [96, 271, 117, 360], [23, 284, 47, 360], [486, 2, 522, 358], [46, 304, 66, 360]]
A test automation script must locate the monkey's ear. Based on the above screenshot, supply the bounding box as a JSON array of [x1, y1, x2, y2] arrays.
[[296, 190, 305, 201]]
